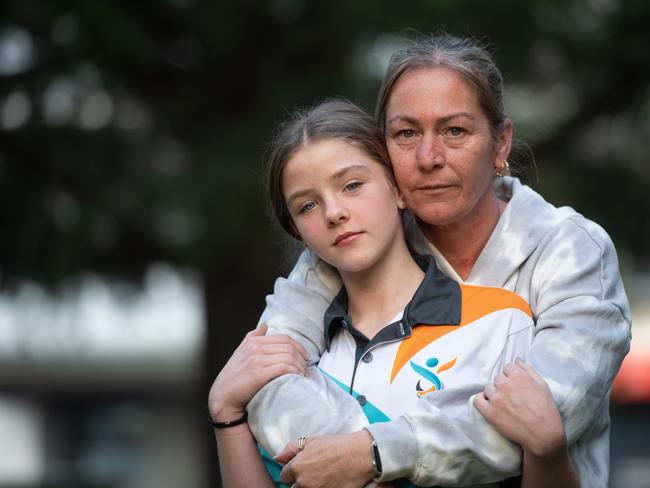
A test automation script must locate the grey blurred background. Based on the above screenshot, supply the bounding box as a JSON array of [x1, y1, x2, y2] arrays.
[[1, 0, 649, 487]]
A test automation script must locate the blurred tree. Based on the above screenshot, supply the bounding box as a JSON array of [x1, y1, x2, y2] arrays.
[[1, 0, 648, 486]]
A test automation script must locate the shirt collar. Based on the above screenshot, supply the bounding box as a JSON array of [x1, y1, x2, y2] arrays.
[[323, 253, 462, 350]]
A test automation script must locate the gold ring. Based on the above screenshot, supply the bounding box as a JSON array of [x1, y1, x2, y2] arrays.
[[296, 436, 307, 452]]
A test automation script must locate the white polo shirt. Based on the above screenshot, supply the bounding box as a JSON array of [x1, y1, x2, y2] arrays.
[[318, 254, 534, 486]]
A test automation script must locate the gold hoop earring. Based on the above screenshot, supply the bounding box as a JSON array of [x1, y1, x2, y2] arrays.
[[495, 160, 511, 177]]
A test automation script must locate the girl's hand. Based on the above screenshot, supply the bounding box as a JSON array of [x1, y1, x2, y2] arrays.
[[208, 323, 309, 421], [473, 358, 566, 458], [277, 431, 376, 488]]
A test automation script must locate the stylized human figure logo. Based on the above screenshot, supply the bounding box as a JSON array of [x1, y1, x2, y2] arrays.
[[410, 356, 457, 396]]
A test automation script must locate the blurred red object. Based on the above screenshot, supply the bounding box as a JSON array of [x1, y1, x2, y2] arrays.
[[611, 344, 650, 404]]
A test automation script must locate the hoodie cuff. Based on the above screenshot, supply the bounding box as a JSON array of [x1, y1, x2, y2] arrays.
[[365, 417, 418, 482]]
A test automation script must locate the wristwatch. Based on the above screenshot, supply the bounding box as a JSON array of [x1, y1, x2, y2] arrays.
[[371, 440, 383, 479]]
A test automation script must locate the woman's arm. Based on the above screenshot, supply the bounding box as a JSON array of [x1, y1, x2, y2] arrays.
[[249, 217, 632, 486], [209, 324, 309, 487], [474, 359, 579, 488]]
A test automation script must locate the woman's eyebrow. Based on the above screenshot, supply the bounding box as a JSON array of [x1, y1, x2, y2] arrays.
[[387, 115, 419, 125], [438, 112, 475, 124], [387, 112, 475, 125]]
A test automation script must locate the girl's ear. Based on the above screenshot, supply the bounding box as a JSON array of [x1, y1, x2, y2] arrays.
[[397, 193, 407, 210]]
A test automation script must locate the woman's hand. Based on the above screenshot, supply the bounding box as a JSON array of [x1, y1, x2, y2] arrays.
[[276, 430, 376, 488], [208, 323, 309, 421], [473, 358, 566, 458]]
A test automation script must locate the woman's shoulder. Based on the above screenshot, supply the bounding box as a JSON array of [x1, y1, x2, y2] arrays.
[[287, 249, 342, 294], [508, 179, 616, 253]]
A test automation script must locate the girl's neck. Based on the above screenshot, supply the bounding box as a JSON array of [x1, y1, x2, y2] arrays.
[[339, 237, 424, 339], [423, 189, 506, 281]]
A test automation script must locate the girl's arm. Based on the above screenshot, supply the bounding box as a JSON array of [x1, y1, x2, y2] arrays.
[[215, 423, 275, 488], [474, 359, 579, 488], [209, 324, 309, 487]]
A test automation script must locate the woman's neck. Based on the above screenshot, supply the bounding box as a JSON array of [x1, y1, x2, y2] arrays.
[[423, 189, 506, 281], [339, 238, 424, 339]]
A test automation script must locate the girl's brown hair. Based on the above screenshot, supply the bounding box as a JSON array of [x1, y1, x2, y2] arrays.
[[267, 99, 391, 240]]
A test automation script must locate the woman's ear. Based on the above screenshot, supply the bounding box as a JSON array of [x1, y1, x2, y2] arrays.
[[495, 118, 513, 165]]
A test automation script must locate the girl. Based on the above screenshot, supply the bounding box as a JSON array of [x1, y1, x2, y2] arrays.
[[209, 99, 577, 488]]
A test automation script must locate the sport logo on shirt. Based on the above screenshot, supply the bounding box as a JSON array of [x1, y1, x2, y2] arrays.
[[410, 356, 457, 396]]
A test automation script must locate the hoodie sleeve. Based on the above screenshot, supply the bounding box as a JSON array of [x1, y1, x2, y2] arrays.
[[247, 250, 374, 457], [525, 217, 631, 476]]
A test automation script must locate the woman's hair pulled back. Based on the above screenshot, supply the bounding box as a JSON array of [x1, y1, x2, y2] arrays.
[[267, 99, 390, 240], [376, 33, 507, 140]]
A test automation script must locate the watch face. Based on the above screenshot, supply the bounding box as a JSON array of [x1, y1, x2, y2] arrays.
[[371, 440, 382, 476]]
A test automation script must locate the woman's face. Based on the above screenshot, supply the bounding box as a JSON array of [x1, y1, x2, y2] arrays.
[[385, 67, 511, 228], [282, 138, 405, 275]]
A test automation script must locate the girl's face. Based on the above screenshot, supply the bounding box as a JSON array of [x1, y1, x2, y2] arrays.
[[385, 66, 512, 228], [282, 138, 406, 275]]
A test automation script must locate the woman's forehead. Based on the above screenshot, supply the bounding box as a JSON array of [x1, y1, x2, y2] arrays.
[[386, 67, 483, 120]]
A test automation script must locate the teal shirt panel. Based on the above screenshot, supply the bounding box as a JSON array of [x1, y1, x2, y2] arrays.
[[261, 369, 419, 488]]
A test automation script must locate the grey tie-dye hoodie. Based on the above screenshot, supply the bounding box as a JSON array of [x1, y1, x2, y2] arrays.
[[247, 177, 631, 488]]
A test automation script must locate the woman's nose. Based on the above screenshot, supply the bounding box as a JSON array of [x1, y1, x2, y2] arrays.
[[416, 134, 445, 171]]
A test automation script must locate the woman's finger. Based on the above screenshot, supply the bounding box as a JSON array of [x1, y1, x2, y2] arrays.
[[247, 334, 309, 361], [515, 358, 547, 386], [248, 342, 309, 365], [493, 372, 507, 387], [502, 361, 521, 377], [473, 393, 492, 419], [274, 440, 301, 463], [262, 362, 306, 381], [279, 461, 296, 486], [483, 383, 497, 400], [267, 334, 309, 361], [245, 323, 268, 338], [254, 350, 306, 366]]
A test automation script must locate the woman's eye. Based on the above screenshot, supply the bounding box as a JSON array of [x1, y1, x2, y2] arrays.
[[299, 201, 316, 213], [399, 129, 415, 138], [447, 127, 464, 137]]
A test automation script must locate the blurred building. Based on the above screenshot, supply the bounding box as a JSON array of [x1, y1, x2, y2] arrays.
[[0, 265, 207, 488]]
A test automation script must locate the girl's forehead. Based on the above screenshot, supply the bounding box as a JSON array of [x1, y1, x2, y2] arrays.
[[282, 139, 387, 188]]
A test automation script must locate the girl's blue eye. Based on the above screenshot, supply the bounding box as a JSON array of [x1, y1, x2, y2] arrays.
[[345, 182, 362, 191], [299, 202, 316, 213]]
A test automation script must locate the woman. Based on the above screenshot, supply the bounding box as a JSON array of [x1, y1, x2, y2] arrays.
[[209, 99, 571, 488], [245, 34, 630, 487]]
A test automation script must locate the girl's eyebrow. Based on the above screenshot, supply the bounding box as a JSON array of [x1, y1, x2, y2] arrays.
[[286, 164, 371, 207], [329, 164, 371, 181]]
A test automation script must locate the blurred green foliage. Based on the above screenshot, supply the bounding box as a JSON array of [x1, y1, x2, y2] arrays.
[[1, 2, 648, 486], [0, 0, 648, 327]]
